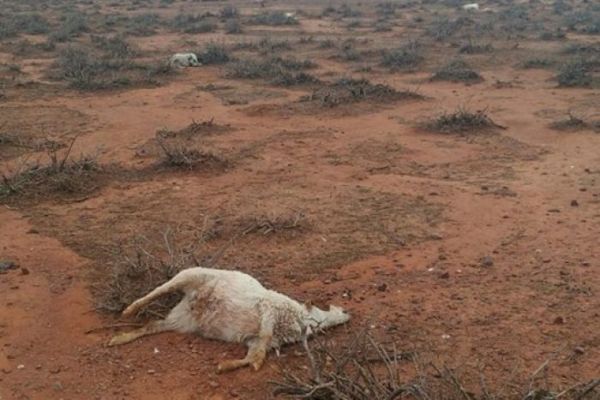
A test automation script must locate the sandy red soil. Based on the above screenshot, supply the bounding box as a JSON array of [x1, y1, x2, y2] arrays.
[[1, 1, 599, 399]]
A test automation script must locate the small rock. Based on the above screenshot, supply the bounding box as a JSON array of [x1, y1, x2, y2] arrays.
[[377, 283, 387, 292], [553, 316, 565, 325], [208, 380, 219, 388], [480, 256, 494, 267], [438, 254, 447, 261], [581, 261, 590, 267], [21, 268, 30, 275], [17, 364, 25, 370], [0, 260, 18, 273], [323, 279, 331, 285], [439, 271, 450, 279], [147, 369, 156, 374], [573, 346, 585, 355], [570, 200, 579, 207], [547, 208, 561, 213], [50, 366, 61, 374]]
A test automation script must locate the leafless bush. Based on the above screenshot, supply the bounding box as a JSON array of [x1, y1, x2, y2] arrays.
[[431, 59, 483, 83], [272, 329, 600, 400], [92, 226, 221, 317], [0, 137, 103, 201], [425, 107, 505, 134], [156, 136, 229, 170], [302, 78, 422, 107], [238, 212, 308, 236], [549, 113, 599, 132]]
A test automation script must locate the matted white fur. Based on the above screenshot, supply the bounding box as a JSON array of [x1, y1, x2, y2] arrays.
[[169, 53, 200, 68], [109, 267, 350, 372]]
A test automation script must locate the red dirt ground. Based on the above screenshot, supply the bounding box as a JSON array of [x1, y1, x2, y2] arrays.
[[1, 1, 599, 399]]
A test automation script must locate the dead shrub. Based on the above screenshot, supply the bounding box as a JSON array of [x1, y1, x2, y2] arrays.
[[92, 227, 219, 317], [225, 57, 319, 86], [301, 78, 422, 107], [381, 41, 424, 71], [431, 59, 483, 83], [549, 113, 599, 132], [238, 212, 308, 236], [272, 329, 600, 400], [425, 107, 505, 134], [0, 138, 103, 201], [156, 136, 228, 170]]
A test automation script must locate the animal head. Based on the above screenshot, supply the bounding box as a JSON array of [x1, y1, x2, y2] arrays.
[[188, 54, 200, 66], [305, 303, 350, 330]]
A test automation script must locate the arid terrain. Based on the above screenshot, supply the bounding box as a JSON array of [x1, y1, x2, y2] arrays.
[[0, 0, 599, 399]]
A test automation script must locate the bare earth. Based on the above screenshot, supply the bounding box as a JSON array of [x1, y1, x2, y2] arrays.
[[0, 0, 599, 399]]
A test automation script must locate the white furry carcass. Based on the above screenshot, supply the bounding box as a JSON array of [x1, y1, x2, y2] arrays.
[[109, 267, 351, 372], [169, 53, 201, 68], [462, 3, 479, 10]]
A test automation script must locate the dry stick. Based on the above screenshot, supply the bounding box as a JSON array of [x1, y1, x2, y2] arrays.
[[58, 134, 79, 170], [301, 328, 322, 384], [574, 379, 600, 400], [85, 322, 143, 334]]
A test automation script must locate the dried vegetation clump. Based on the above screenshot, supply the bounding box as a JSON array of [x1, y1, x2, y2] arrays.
[[301, 78, 422, 107], [425, 108, 505, 134], [273, 329, 600, 400]]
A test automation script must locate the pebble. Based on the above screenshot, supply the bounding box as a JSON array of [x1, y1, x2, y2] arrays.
[[376, 283, 387, 292], [0, 261, 18, 273], [570, 200, 579, 207], [480, 256, 494, 267], [553, 316, 565, 325], [439, 271, 450, 279], [17, 365, 25, 370]]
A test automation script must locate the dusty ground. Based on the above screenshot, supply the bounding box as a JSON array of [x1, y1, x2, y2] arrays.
[[0, 0, 599, 399]]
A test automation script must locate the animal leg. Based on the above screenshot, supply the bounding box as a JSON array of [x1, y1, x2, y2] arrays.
[[216, 334, 272, 373], [108, 320, 172, 347], [122, 272, 192, 317]]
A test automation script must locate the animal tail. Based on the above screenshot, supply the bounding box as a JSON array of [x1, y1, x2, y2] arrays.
[[121, 268, 199, 317]]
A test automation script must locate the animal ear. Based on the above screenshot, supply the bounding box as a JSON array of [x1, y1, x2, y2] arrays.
[[304, 300, 313, 311]]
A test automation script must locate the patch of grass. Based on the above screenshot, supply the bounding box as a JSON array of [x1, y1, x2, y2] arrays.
[[550, 113, 599, 132], [303, 78, 422, 107], [156, 136, 228, 170], [126, 13, 162, 36], [225, 57, 319, 86], [539, 30, 566, 41], [381, 41, 423, 71], [338, 40, 363, 62], [251, 11, 298, 26], [519, 58, 554, 69], [427, 16, 468, 41], [0, 139, 103, 201], [13, 13, 51, 35], [431, 59, 483, 83], [238, 212, 308, 236], [197, 43, 231, 65], [172, 14, 218, 34], [220, 5, 239, 19], [459, 40, 493, 54], [54, 45, 175, 90], [425, 107, 504, 134], [49, 11, 89, 42], [556, 60, 593, 87], [224, 18, 243, 34], [91, 35, 136, 59]]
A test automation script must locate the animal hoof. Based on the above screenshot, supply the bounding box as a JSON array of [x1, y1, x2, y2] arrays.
[[122, 304, 136, 317]]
